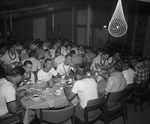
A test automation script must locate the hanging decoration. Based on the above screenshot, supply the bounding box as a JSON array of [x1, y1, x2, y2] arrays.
[[108, 0, 128, 37]]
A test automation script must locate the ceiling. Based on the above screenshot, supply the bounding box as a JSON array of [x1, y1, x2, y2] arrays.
[[0, 0, 110, 12], [0, 0, 113, 21], [0, 0, 149, 21]]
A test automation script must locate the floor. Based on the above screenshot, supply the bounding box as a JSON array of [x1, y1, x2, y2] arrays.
[[96, 101, 150, 124]]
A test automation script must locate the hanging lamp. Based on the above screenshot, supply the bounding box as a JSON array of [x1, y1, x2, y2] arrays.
[[108, 0, 128, 37]]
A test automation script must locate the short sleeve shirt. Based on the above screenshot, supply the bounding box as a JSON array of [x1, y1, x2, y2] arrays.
[[56, 63, 73, 76], [37, 68, 57, 82], [72, 78, 98, 108], [0, 78, 16, 116]]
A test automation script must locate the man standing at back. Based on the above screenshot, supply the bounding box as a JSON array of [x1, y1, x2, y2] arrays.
[[0, 66, 25, 116]]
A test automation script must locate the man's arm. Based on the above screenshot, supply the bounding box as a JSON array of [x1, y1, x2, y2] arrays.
[[63, 85, 76, 101], [6, 90, 25, 114]]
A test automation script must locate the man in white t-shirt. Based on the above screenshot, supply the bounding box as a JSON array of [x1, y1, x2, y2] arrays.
[[0, 66, 25, 116], [56, 54, 74, 77], [37, 68, 57, 82], [22, 60, 35, 85], [63, 69, 99, 119], [37, 58, 58, 83]]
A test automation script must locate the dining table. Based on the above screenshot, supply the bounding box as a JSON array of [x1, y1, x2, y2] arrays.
[[20, 78, 71, 124]]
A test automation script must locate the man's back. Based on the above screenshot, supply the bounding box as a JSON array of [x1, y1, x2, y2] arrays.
[[0, 78, 16, 116], [122, 68, 134, 85], [72, 78, 98, 108], [106, 72, 126, 93]]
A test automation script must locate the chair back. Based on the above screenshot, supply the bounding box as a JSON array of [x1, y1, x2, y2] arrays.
[[126, 83, 136, 98], [39, 105, 75, 124], [126, 83, 136, 90], [84, 95, 106, 123], [108, 90, 122, 103], [140, 79, 149, 89], [101, 90, 126, 124], [136, 79, 149, 94], [0, 109, 24, 124]]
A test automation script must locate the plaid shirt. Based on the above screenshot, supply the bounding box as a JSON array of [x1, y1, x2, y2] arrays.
[[134, 62, 150, 84]]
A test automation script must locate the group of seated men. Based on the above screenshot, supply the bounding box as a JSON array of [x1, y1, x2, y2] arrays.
[[0, 40, 150, 122]]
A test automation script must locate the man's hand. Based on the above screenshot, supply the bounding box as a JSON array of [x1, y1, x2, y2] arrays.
[[63, 84, 71, 93], [47, 80, 54, 88], [17, 90, 26, 99], [63, 84, 76, 101], [95, 64, 101, 69]]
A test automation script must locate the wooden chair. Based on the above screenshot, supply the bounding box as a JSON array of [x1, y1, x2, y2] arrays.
[[75, 95, 107, 124], [0, 109, 24, 124], [134, 79, 150, 112], [37, 105, 75, 124], [99, 90, 126, 124], [125, 83, 136, 119]]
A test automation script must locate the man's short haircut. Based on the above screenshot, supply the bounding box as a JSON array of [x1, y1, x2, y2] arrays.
[[29, 50, 36, 57], [76, 68, 85, 77], [23, 60, 32, 66], [10, 66, 25, 77], [45, 58, 52, 63], [70, 50, 76, 56], [114, 60, 123, 72], [65, 54, 71, 59]]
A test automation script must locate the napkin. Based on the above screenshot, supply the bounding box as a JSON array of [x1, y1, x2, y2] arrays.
[[41, 97, 55, 108]]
